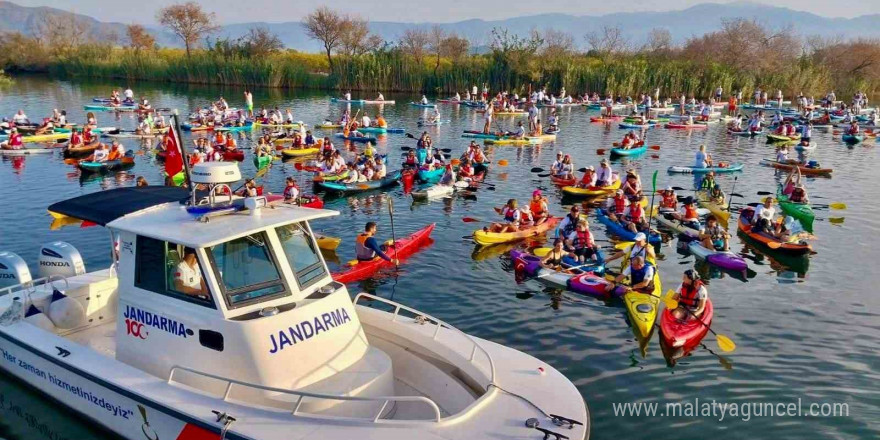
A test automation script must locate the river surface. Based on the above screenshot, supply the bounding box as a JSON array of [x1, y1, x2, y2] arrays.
[[0, 75, 878, 439]]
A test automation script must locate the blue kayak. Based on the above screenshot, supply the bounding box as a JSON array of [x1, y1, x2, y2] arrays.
[[610, 145, 648, 157], [334, 133, 378, 143], [215, 122, 254, 132], [330, 98, 365, 104], [417, 167, 444, 183], [842, 134, 865, 144], [317, 170, 401, 193], [596, 209, 662, 244], [618, 123, 655, 129]]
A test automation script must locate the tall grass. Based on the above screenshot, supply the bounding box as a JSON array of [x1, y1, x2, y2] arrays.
[[0, 70, 13, 86], [2, 44, 873, 98]]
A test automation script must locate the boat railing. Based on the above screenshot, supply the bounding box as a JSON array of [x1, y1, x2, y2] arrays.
[[353, 292, 496, 384], [167, 365, 443, 423], [0, 274, 69, 298]]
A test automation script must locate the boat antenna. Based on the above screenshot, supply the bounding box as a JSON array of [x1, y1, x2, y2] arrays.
[[171, 109, 193, 189]]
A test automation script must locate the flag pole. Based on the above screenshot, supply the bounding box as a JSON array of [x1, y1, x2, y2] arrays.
[[171, 110, 191, 188]]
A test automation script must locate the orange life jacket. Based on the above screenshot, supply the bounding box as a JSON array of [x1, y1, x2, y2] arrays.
[[683, 204, 698, 220], [530, 199, 546, 216]]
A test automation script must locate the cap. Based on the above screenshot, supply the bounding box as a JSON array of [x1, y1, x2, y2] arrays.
[[665, 186, 673, 191], [616, 189, 624, 195], [684, 196, 695, 204], [634, 232, 647, 242], [601, 159, 609, 165], [587, 166, 595, 171], [532, 189, 542, 197]]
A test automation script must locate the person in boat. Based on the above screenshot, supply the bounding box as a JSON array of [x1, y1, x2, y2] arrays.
[[67, 127, 84, 150], [565, 218, 601, 265], [509, 121, 526, 139], [242, 178, 259, 197], [555, 205, 582, 239], [403, 150, 419, 168], [547, 111, 558, 132], [699, 215, 729, 251], [752, 197, 776, 234], [107, 140, 125, 161], [375, 114, 387, 128], [699, 171, 718, 192], [694, 144, 713, 169], [458, 158, 475, 180], [524, 190, 548, 226], [466, 141, 488, 166], [800, 122, 813, 146], [90, 143, 110, 163], [621, 172, 641, 199], [659, 186, 677, 211], [0, 127, 23, 150], [362, 142, 376, 159], [487, 199, 521, 233], [671, 197, 701, 230], [342, 162, 364, 183], [620, 131, 636, 149], [123, 87, 135, 104], [304, 131, 316, 146], [550, 152, 565, 176], [609, 255, 655, 293], [621, 196, 649, 233], [670, 269, 708, 320], [173, 248, 208, 298], [373, 157, 387, 179], [11, 110, 29, 126], [518, 204, 534, 228], [539, 238, 567, 270], [605, 190, 629, 221], [577, 166, 597, 188], [138, 97, 151, 111], [282, 177, 302, 203], [355, 222, 399, 265], [847, 121, 860, 135], [224, 132, 238, 151], [595, 159, 614, 186], [783, 171, 809, 204], [775, 145, 792, 164]]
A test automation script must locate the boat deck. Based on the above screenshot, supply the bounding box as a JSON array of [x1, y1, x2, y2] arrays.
[[64, 321, 117, 358]]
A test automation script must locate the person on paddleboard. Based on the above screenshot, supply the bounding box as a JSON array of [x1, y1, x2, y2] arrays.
[[670, 270, 708, 320], [356, 222, 399, 265]]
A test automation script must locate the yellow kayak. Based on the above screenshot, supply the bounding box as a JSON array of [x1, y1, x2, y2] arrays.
[[473, 217, 560, 245], [315, 123, 343, 129], [253, 121, 305, 129], [696, 190, 730, 227], [281, 148, 320, 158], [315, 234, 341, 251], [484, 137, 543, 145], [493, 111, 528, 116], [561, 178, 622, 197], [623, 273, 662, 338], [23, 132, 70, 143], [525, 133, 557, 142]]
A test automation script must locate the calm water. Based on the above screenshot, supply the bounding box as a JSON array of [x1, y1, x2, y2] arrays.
[[1, 75, 878, 439]]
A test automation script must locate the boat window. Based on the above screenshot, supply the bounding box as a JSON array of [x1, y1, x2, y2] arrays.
[[275, 223, 327, 288], [206, 232, 288, 308], [134, 236, 215, 308]]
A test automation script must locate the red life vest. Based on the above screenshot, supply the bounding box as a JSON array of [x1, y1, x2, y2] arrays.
[[530, 199, 546, 216], [573, 229, 593, 249], [661, 194, 676, 209], [628, 204, 643, 222], [614, 196, 627, 214], [70, 131, 81, 145], [9, 133, 22, 147], [679, 281, 703, 307]]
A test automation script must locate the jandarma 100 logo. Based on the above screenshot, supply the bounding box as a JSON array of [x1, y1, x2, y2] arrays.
[[124, 305, 193, 339]]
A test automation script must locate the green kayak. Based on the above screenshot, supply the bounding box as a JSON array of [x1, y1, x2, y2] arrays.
[[777, 185, 814, 232], [254, 155, 273, 170]]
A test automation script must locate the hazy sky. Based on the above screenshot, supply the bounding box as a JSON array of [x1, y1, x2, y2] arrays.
[[10, 0, 876, 25]]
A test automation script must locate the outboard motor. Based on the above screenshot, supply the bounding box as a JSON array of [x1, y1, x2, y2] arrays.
[[37, 242, 85, 279], [0, 251, 31, 289]]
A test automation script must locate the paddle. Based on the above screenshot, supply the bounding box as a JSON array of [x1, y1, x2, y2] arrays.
[[530, 167, 544, 173], [725, 176, 738, 211], [537, 173, 551, 177], [663, 290, 736, 352], [498, 160, 508, 166], [533, 247, 552, 257], [387, 197, 399, 271], [462, 217, 482, 223], [645, 170, 659, 236]]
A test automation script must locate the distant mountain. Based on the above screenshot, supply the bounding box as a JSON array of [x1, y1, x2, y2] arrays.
[[2, 1, 878, 52]]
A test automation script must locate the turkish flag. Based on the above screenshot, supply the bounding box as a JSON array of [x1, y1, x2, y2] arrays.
[[163, 125, 184, 185]]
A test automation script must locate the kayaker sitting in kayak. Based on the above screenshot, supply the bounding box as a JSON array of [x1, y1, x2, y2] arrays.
[[403, 150, 419, 168], [608, 256, 654, 294], [356, 222, 399, 265], [439, 164, 456, 186], [783, 171, 809, 204], [621, 197, 649, 234], [605, 190, 630, 220], [0, 127, 22, 150], [596, 159, 615, 186], [508, 121, 526, 139], [107, 140, 125, 161], [699, 172, 718, 192], [605, 233, 656, 269], [670, 270, 707, 320], [458, 159, 475, 179], [576, 166, 596, 188], [699, 215, 730, 251], [540, 239, 567, 271], [90, 143, 109, 163], [659, 187, 677, 211], [752, 197, 777, 235], [33, 118, 55, 135], [564, 219, 602, 265], [529, 190, 549, 225], [672, 197, 701, 230], [555, 205, 581, 238], [622, 172, 642, 198], [283, 177, 300, 202], [487, 199, 520, 233]]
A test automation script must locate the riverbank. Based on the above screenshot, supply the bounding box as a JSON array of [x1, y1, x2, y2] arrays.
[[1, 45, 875, 99]]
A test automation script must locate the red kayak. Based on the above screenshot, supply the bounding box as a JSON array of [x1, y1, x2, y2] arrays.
[[299, 194, 324, 209], [223, 150, 245, 162], [665, 123, 707, 129], [660, 298, 714, 350], [332, 223, 436, 283], [550, 174, 576, 186]]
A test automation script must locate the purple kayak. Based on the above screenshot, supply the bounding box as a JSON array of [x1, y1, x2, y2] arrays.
[[511, 250, 625, 298], [688, 241, 748, 271]]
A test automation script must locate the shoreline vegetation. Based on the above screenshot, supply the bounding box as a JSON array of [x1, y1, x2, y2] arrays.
[[0, 3, 877, 99]]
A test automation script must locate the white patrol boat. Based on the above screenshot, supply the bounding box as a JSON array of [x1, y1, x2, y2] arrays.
[[0, 162, 589, 440]]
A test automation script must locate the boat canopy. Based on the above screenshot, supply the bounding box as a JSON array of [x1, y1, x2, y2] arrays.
[[47, 186, 189, 225]]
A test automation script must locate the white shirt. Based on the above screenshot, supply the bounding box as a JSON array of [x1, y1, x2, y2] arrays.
[[596, 166, 613, 183], [12, 113, 28, 124], [93, 149, 109, 162], [124, 89, 133, 99], [362, 116, 371, 127], [175, 261, 202, 289], [344, 92, 351, 100], [754, 205, 775, 222]]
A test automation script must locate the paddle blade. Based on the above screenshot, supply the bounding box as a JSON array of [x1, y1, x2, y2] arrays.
[[614, 241, 634, 250], [612, 142, 620, 147], [293, 162, 303, 171], [663, 289, 678, 310], [650, 145, 660, 150], [346, 259, 360, 266], [530, 167, 544, 173], [533, 247, 551, 257], [462, 217, 481, 223], [829, 202, 846, 210], [577, 167, 587, 173], [766, 241, 782, 249], [537, 173, 551, 177], [596, 149, 606, 155], [716, 334, 736, 352], [498, 160, 508, 166]]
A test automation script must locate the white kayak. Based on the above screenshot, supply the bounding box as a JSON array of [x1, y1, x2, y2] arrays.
[[412, 180, 468, 199], [652, 205, 707, 237], [0, 147, 56, 155]]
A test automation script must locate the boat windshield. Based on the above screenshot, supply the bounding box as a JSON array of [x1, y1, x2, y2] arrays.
[[275, 223, 327, 288], [207, 232, 287, 308]]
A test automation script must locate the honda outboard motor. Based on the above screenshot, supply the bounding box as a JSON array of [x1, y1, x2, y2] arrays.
[[37, 242, 85, 279], [0, 251, 31, 289]]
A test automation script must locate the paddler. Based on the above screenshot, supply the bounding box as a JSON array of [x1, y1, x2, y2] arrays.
[[487, 199, 520, 233], [577, 166, 596, 188], [699, 171, 718, 192], [606, 190, 630, 221], [458, 159, 475, 180], [672, 197, 701, 230], [555, 205, 582, 238], [403, 150, 419, 168], [699, 215, 730, 251], [529, 190, 549, 225], [607, 255, 654, 294], [669, 270, 708, 320], [510, 121, 526, 139], [596, 159, 614, 186], [565, 219, 602, 265], [283, 177, 300, 202], [107, 139, 125, 161], [751, 197, 776, 234], [621, 196, 649, 233], [540, 239, 567, 270], [0, 127, 22, 150], [551, 152, 565, 176], [91, 143, 109, 163], [659, 186, 677, 211], [605, 232, 657, 270], [621, 172, 642, 198], [695, 144, 713, 168], [356, 222, 399, 265], [68, 128, 84, 149], [375, 114, 387, 128], [11, 110, 30, 126]]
